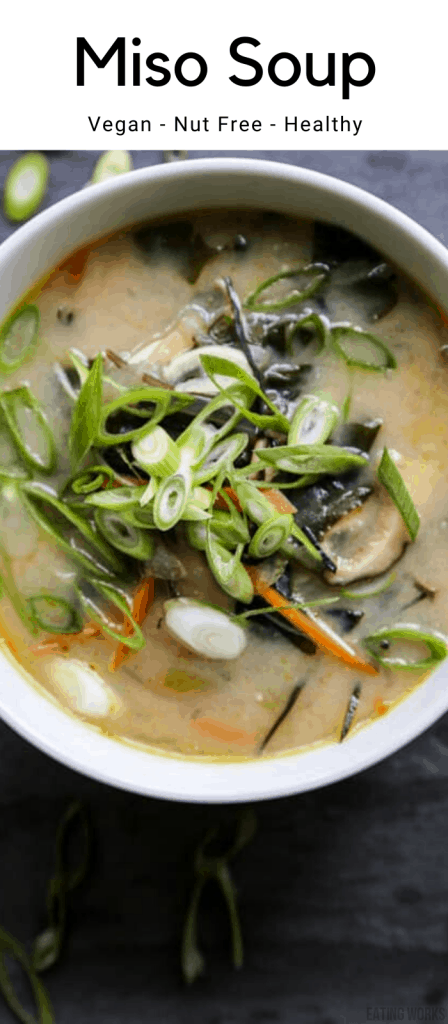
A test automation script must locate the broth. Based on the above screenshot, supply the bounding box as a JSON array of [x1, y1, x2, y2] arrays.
[[0, 209, 447, 759]]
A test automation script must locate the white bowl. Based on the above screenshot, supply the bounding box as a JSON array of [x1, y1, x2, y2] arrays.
[[1, 157, 448, 804]]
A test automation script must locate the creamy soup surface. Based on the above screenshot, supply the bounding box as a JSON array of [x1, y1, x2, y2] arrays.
[[0, 209, 447, 760]]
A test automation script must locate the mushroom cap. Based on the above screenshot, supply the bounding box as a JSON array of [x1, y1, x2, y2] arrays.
[[321, 488, 408, 585]]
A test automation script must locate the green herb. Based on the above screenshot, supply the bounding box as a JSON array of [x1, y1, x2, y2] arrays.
[[362, 624, 448, 670], [341, 571, 396, 600], [91, 151, 133, 184], [244, 264, 329, 312], [27, 595, 82, 634], [287, 312, 329, 354], [181, 809, 257, 984], [177, 386, 252, 450], [205, 529, 253, 604], [331, 327, 397, 372], [69, 354, 103, 470], [66, 465, 115, 495], [0, 925, 54, 1023], [0, 387, 56, 475], [77, 581, 145, 650], [85, 484, 147, 511], [248, 514, 293, 559], [340, 682, 362, 741], [153, 472, 191, 530], [377, 447, 420, 541], [95, 386, 189, 447], [194, 433, 248, 485], [32, 801, 91, 974], [132, 425, 181, 477], [255, 443, 368, 476], [234, 597, 340, 622], [199, 354, 290, 434], [94, 508, 155, 560], [3, 153, 49, 222], [22, 482, 126, 578], [0, 539, 38, 635], [288, 394, 339, 446], [0, 305, 39, 374]]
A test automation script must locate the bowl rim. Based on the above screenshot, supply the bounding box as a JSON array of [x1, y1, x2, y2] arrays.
[[1, 154, 448, 804]]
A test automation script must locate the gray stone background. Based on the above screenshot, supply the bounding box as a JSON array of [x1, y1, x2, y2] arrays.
[[0, 150, 447, 1024]]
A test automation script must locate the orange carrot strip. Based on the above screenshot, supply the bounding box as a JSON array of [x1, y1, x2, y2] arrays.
[[109, 578, 154, 672], [374, 698, 388, 716], [246, 565, 378, 676], [191, 717, 256, 746]]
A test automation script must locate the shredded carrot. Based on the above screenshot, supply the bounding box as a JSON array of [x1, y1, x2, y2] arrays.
[[246, 565, 378, 676], [374, 697, 388, 716], [109, 578, 154, 672], [191, 716, 256, 746]]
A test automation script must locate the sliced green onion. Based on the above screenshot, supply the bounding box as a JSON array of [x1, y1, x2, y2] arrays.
[[139, 478, 157, 507], [3, 152, 49, 222], [248, 514, 293, 559], [22, 482, 126, 578], [85, 484, 147, 511], [245, 264, 329, 312], [194, 433, 248, 485], [177, 386, 252, 450], [68, 466, 115, 495], [186, 521, 208, 551], [69, 354, 103, 470], [0, 923, 55, 1023], [132, 425, 180, 477], [210, 509, 250, 549], [91, 150, 133, 183], [377, 447, 420, 542], [205, 530, 253, 604], [287, 312, 329, 354], [341, 571, 396, 600], [288, 394, 339, 446], [362, 623, 447, 670], [164, 598, 248, 660], [232, 479, 321, 564], [0, 304, 39, 373], [255, 443, 368, 476], [94, 508, 155, 560], [331, 327, 397, 372], [0, 386, 56, 475], [95, 386, 190, 446], [182, 486, 213, 521], [153, 472, 191, 530], [0, 539, 38, 635], [199, 354, 290, 434], [27, 595, 81, 634], [68, 349, 90, 387], [77, 580, 145, 651]]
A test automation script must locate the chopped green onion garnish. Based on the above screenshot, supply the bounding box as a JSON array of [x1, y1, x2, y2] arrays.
[[255, 443, 368, 476], [91, 150, 133, 183], [186, 521, 208, 551], [0, 923, 55, 1022], [153, 472, 191, 530], [377, 447, 420, 541], [244, 264, 329, 312], [94, 508, 155, 560], [331, 327, 397, 372], [341, 571, 396, 600], [0, 304, 39, 373], [132, 425, 180, 477], [0, 386, 56, 475], [287, 312, 329, 353], [248, 514, 293, 559], [199, 354, 290, 434], [96, 386, 189, 446], [210, 509, 250, 549], [363, 623, 448, 670], [85, 484, 147, 511], [77, 580, 145, 651], [69, 354, 103, 469], [27, 595, 81, 634], [288, 394, 339, 446], [68, 466, 115, 495], [3, 152, 49, 222], [205, 530, 253, 604], [194, 433, 248, 485]]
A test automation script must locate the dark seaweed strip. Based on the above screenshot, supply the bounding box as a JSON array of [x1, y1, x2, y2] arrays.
[[325, 608, 365, 634], [223, 278, 264, 385], [339, 682, 362, 742], [301, 525, 337, 573], [258, 682, 305, 753]]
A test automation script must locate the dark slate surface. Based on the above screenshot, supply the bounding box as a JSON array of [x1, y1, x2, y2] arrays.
[[0, 150, 448, 1024]]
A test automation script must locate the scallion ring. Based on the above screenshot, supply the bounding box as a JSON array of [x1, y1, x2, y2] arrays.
[[94, 509, 155, 560], [377, 447, 420, 542], [331, 327, 397, 372], [85, 484, 147, 511], [363, 624, 448, 670], [248, 514, 294, 559], [27, 595, 82, 634], [77, 581, 145, 651], [164, 598, 248, 660], [132, 425, 180, 477], [96, 387, 192, 447], [0, 304, 39, 373], [0, 386, 56, 475], [68, 466, 115, 495], [255, 443, 368, 476], [205, 529, 253, 604], [194, 433, 249, 485], [3, 152, 49, 222], [288, 394, 340, 446], [244, 264, 329, 312], [153, 472, 191, 530]]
